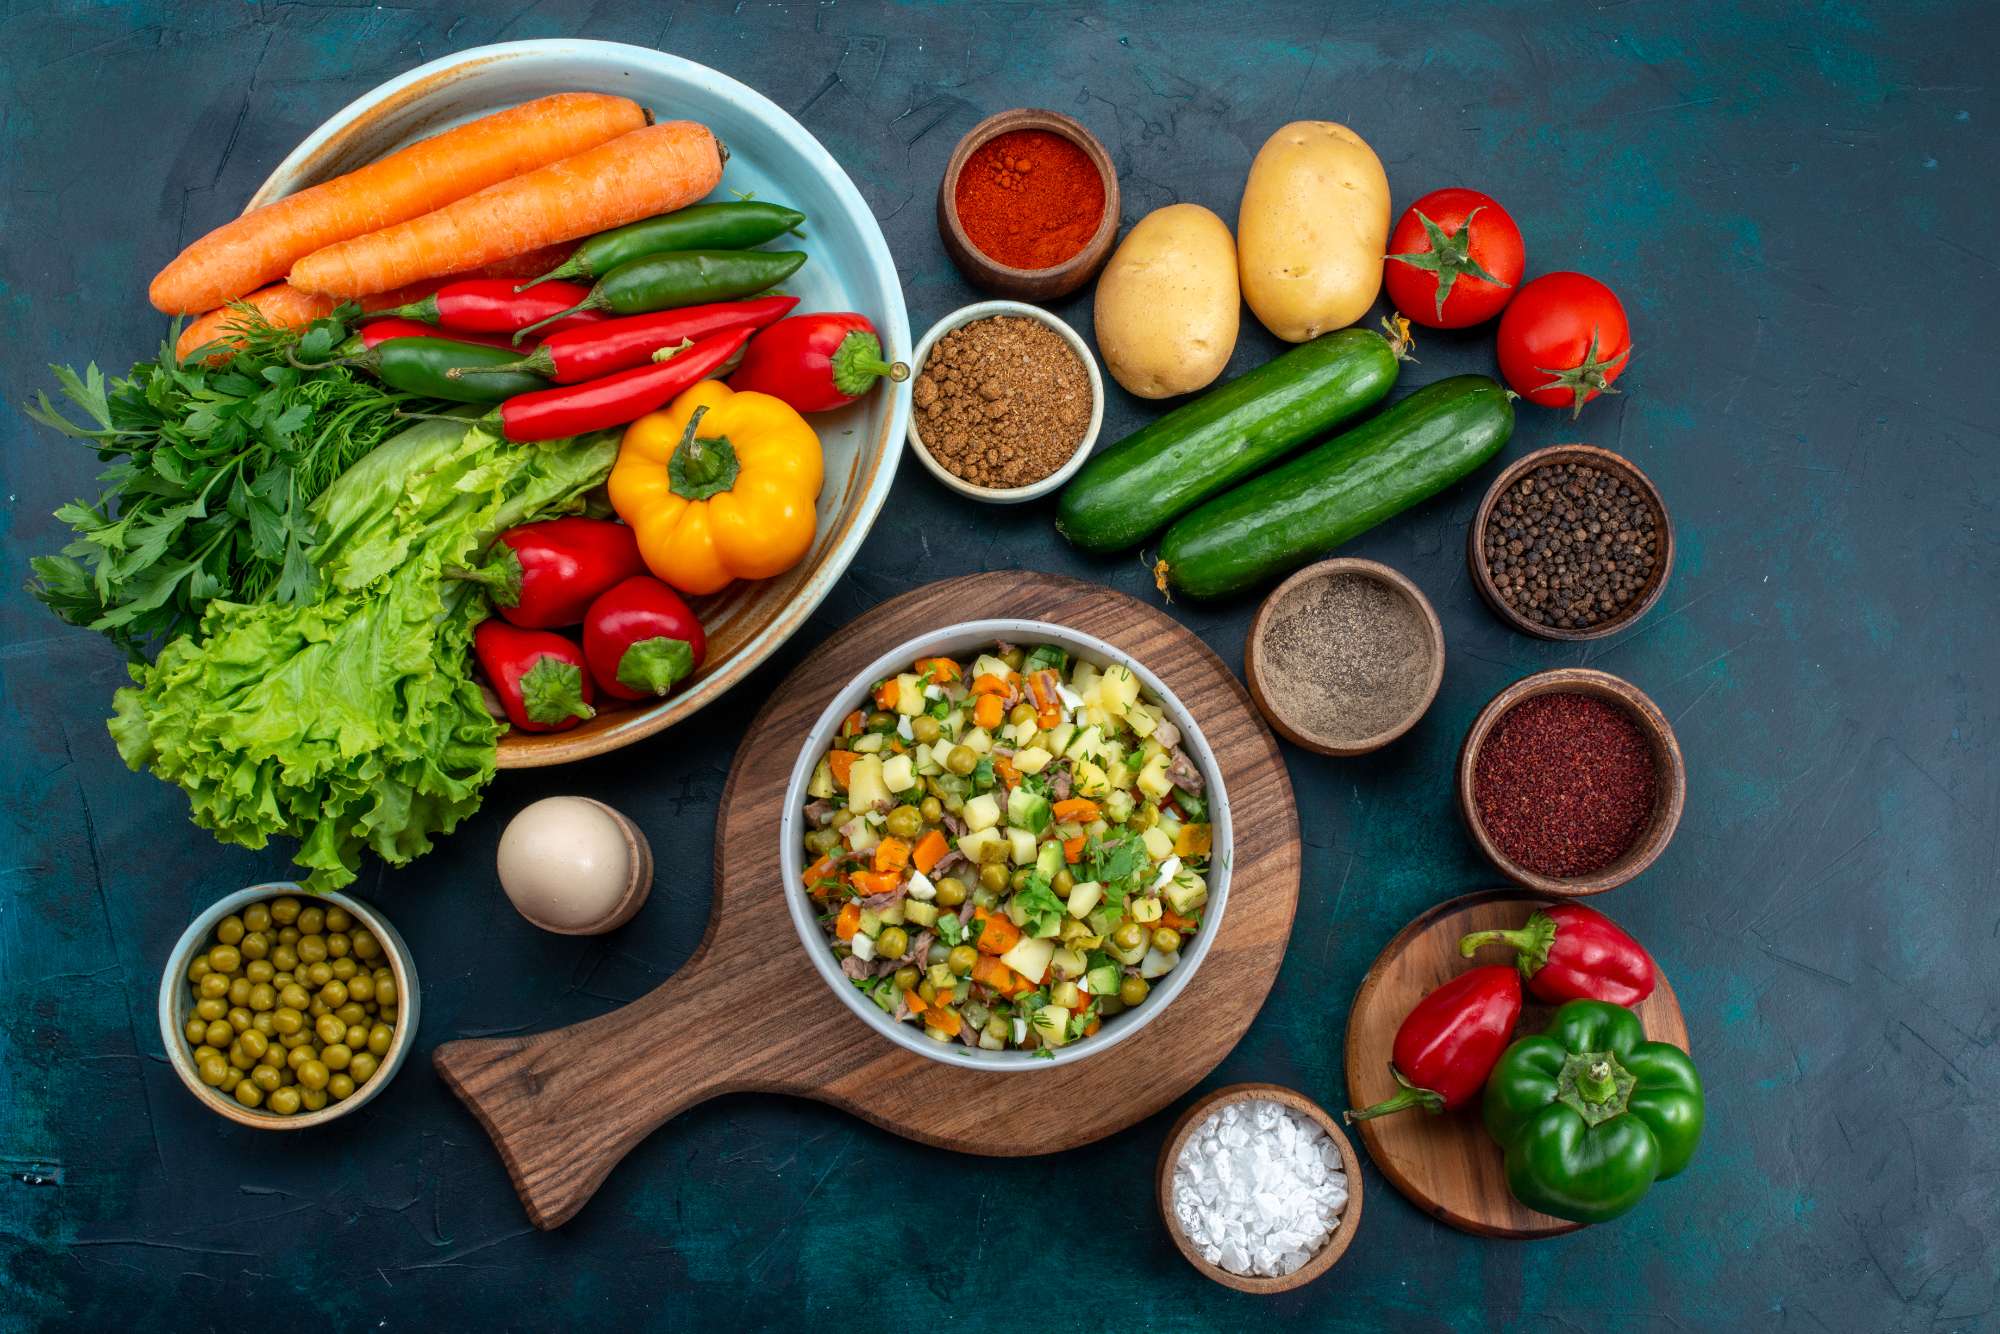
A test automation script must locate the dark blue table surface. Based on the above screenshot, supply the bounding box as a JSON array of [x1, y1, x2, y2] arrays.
[[2, 2, 1994, 1330]]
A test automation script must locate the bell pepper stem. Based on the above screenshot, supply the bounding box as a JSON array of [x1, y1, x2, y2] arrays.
[[518, 655, 594, 726], [1459, 910, 1557, 976], [1343, 1065, 1446, 1123], [830, 330, 910, 398], [616, 636, 696, 696], [1576, 1059, 1618, 1105], [443, 546, 524, 608], [668, 405, 742, 501]]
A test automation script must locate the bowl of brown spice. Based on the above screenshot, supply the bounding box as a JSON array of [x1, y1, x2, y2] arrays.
[[1469, 444, 1673, 640], [907, 301, 1104, 503], [1457, 668, 1687, 896], [1243, 559, 1446, 756]]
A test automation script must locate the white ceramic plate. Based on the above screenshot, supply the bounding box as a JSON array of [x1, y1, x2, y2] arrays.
[[248, 41, 910, 767], [779, 621, 1232, 1071]]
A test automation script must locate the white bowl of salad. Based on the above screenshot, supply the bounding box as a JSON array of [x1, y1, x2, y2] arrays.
[[781, 621, 1230, 1070]]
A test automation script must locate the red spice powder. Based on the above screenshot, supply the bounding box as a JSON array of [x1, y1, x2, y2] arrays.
[[1473, 692, 1657, 878], [953, 128, 1105, 271]]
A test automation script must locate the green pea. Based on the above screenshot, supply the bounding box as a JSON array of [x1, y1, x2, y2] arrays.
[[1112, 922, 1147, 953], [367, 1024, 392, 1057], [187, 958, 211, 984], [336, 1002, 367, 1027], [248, 983, 276, 1012], [297, 935, 327, 965], [347, 973, 374, 1004], [875, 927, 910, 960], [351, 930, 381, 962], [244, 959, 274, 984], [196, 997, 226, 1022], [1008, 702, 1036, 726], [912, 715, 942, 745], [207, 944, 241, 974], [324, 907, 352, 933], [885, 805, 924, 839], [270, 896, 300, 925], [999, 647, 1025, 671], [268, 1087, 302, 1116], [328, 1073, 355, 1101], [948, 945, 978, 976], [327, 933, 351, 960], [234, 1081, 264, 1109], [216, 916, 245, 946], [893, 966, 920, 992], [319, 980, 349, 1008], [296, 906, 324, 935], [1009, 868, 1033, 892], [226, 1007, 252, 1033], [1151, 927, 1183, 953], [297, 1060, 330, 1091], [250, 1012, 275, 1037], [304, 962, 333, 988], [237, 1029, 268, 1060], [315, 1014, 345, 1045], [933, 877, 967, 908], [804, 827, 841, 856], [271, 945, 299, 972], [227, 977, 251, 1006], [300, 1087, 328, 1112], [277, 925, 299, 945], [198, 972, 229, 1000], [322, 1043, 352, 1072], [242, 903, 271, 933], [279, 984, 309, 1011], [203, 1019, 233, 1047], [1052, 868, 1075, 894], [218, 1068, 242, 1094], [348, 1052, 379, 1084], [239, 931, 268, 961], [1119, 976, 1151, 1007], [272, 1008, 303, 1036], [198, 1054, 229, 1087], [373, 977, 397, 1008], [979, 864, 1009, 893], [345, 1024, 369, 1049], [251, 1065, 282, 1093], [919, 796, 944, 823], [184, 1017, 209, 1045], [947, 745, 978, 775]]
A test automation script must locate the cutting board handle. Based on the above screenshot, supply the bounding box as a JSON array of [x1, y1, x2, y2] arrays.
[[434, 958, 749, 1229]]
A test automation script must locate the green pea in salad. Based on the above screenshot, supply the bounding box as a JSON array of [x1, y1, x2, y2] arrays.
[[800, 641, 1214, 1055]]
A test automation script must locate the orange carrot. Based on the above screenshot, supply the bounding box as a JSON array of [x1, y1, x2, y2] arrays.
[[1052, 798, 1099, 824], [835, 903, 861, 941], [1161, 909, 1198, 932], [151, 94, 646, 314], [973, 908, 1021, 955], [973, 694, 1004, 731], [1173, 823, 1212, 858], [915, 657, 962, 683], [969, 673, 1009, 696], [826, 750, 857, 788], [873, 679, 901, 710], [873, 839, 911, 874], [971, 956, 1021, 994], [841, 710, 865, 735], [903, 989, 929, 1017], [925, 1007, 962, 1037], [291, 121, 725, 299], [992, 755, 1021, 790], [912, 830, 949, 875], [849, 869, 901, 897], [1062, 835, 1088, 864]]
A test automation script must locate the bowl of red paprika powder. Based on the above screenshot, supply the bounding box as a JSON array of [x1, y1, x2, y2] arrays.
[[1456, 668, 1686, 896], [938, 108, 1121, 300]]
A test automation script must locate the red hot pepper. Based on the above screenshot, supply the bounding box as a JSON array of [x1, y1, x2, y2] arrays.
[[1345, 966, 1523, 1123], [1459, 903, 1656, 1008], [497, 326, 754, 442], [355, 317, 522, 351], [581, 576, 707, 700], [457, 295, 799, 384], [457, 517, 645, 629], [381, 278, 604, 337], [473, 621, 596, 733], [728, 313, 908, 413]]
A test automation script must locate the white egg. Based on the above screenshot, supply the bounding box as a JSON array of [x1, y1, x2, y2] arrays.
[[497, 797, 644, 933]]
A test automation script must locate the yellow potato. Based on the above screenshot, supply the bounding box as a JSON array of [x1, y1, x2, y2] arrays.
[[1092, 203, 1240, 398], [1237, 121, 1390, 342]]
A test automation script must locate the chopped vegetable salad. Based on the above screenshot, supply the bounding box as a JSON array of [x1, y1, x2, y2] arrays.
[[800, 641, 1214, 1054]]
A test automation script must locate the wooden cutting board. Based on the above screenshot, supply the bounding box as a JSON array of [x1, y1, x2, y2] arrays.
[[1344, 890, 1689, 1239], [436, 571, 1301, 1229]]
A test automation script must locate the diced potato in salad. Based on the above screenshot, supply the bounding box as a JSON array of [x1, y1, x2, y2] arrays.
[[800, 642, 1214, 1055]]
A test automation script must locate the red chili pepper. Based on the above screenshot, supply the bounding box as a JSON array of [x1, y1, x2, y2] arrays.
[[380, 278, 604, 337], [1344, 966, 1522, 1123], [728, 313, 909, 413], [473, 621, 596, 733], [355, 317, 522, 351], [454, 517, 645, 629], [1459, 903, 1656, 1007], [496, 326, 754, 442], [456, 295, 799, 384], [581, 576, 707, 701]]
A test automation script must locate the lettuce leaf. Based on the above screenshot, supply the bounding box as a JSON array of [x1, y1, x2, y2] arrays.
[[109, 417, 618, 890]]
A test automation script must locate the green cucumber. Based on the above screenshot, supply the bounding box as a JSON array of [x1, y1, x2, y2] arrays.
[[1155, 375, 1514, 600], [1056, 328, 1401, 554]]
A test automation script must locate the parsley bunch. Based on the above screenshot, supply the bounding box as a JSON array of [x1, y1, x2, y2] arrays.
[[25, 309, 420, 660]]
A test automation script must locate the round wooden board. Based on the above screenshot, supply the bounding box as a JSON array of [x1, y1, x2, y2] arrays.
[[435, 571, 1301, 1229], [1343, 890, 1689, 1239]]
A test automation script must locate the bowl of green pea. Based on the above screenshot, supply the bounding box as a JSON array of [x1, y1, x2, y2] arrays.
[[157, 885, 418, 1129]]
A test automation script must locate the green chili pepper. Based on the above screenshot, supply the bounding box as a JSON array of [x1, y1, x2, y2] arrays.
[[521, 202, 807, 288], [1482, 999, 1704, 1224], [514, 250, 808, 342], [368, 337, 550, 403]]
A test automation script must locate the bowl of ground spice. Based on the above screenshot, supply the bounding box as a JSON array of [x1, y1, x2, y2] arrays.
[[1458, 668, 1687, 895], [1243, 559, 1446, 756], [1470, 444, 1673, 640], [907, 301, 1104, 502], [938, 108, 1120, 300]]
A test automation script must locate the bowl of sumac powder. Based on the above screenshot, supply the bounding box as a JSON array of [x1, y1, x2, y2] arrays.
[[906, 301, 1103, 503], [1457, 667, 1687, 895], [1244, 559, 1446, 756], [1469, 444, 1673, 640]]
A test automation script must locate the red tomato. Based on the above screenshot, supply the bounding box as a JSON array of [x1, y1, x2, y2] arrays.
[[1494, 272, 1632, 417], [1383, 188, 1525, 328]]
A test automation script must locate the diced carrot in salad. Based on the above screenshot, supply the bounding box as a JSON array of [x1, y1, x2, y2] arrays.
[[800, 640, 1215, 1055]]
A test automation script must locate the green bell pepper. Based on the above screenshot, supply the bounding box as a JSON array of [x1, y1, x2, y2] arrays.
[[1483, 999, 1704, 1224]]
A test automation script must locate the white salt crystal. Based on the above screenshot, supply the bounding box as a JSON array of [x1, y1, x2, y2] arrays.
[[1170, 1098, 1348, 1278]]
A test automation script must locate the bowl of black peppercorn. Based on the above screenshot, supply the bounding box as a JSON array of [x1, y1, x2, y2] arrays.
[[1468, 444, 1674, 641]]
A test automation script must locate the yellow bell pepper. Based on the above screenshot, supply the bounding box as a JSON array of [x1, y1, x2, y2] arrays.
[[608, 380, 824, 596]]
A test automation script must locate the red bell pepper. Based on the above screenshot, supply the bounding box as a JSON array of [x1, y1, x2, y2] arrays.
[[473, 621, 596, 733], [456, 517, 645, 629], [380, 278, 604, 337], [455, 295, 798, 384], [581, 576, 707, 700], [1345, 966, 1522, 1123], [355, 317, 522, 351], [1459, 903, 1656, 1007], [496, 326, 753, 442], [728, 313, 908, 413]]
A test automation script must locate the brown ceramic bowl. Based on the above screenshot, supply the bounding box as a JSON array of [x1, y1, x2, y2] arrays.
[[1243, 558, 1446, 757], [1468, 444, 1674, 641], [1156, 1082, 1363, 1293], [1456, 668, 1687, 896], [937, 108, 1120, 301]]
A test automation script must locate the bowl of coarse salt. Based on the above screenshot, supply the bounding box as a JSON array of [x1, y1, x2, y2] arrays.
[[1156, 1083, 1362, 1293]]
